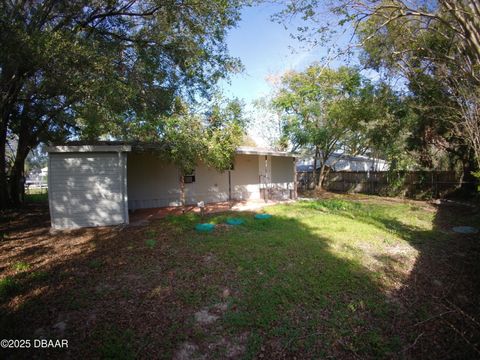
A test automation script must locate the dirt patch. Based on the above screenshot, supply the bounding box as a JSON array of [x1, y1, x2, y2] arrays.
[[0, 203, 246, 359], [174, 342, 204, 360], [194, 309, 219, 325]]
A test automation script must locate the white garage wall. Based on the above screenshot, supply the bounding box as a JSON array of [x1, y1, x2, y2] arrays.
[[49, 152, 128, 228]]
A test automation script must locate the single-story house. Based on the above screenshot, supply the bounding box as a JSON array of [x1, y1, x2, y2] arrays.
[[297, 153, 389, 173], [46, 143, 297, 229]]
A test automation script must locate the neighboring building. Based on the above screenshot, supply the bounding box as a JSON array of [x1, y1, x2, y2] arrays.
[[297, 153, 389, 173], [46, 144, 297, 229], [26, 166, 48, 188]]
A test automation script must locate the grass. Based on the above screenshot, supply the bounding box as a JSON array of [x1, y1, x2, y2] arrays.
[[24, 185, 48, 203], [1, 195, 479, 359], [95, 327, 135, 360], [182, 200, 425, 355], [25, 192, 48, 203], [11, 262, 31, 272], [0, 276, 21, 300], [155, 197, 478, 358], [145, 238, 157, 249]]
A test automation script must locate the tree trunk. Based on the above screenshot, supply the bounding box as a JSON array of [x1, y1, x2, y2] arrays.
[[8, 102, 40, 207], [0, 119, 8, 209], [313, 146, 320, 189], [8, 139, 30, 207], [317, 163, 327, 190], [461, 157, 477, 194], [0, 68, 25, 209]]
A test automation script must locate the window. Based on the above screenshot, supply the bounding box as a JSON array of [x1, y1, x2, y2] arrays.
[[183, 171, 195, 183]]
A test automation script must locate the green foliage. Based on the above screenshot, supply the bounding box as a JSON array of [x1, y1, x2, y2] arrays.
[[472, 171, 480, 192], [163, 115, 207, 174], [0, 0, 247, 207], [270, 64, 409, 184], [383, 172, 407, 198], [275, 1, 480, 176], [2, 0, 244, 134], [271, 65, 368, 154], [159, 97, 246, 174]]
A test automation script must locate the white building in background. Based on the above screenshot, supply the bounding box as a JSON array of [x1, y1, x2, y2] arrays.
[[26, 166, 48, 188], [297, 153, 389, 172]]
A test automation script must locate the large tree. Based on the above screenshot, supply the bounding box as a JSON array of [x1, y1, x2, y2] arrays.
[[0, 0, 245, 208], [271, 65, 396, 188], [276, 0, 480, 186]]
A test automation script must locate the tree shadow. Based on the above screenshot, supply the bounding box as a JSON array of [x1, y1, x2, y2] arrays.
[[315, 198, 480, 359], [0, 199, 479, 359]]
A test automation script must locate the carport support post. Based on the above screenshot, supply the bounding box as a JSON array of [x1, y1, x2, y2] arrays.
[[264, 155, 268, 202], [293, 157, 297, 199]]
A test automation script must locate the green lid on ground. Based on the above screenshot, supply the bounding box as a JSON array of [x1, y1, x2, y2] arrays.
[[195, 223, 215, 232], [226, 218, 245, 225], [254, 214, 272, 220]]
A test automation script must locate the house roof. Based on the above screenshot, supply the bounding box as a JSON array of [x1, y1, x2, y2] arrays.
[[296, 164, 315, 172], [236, 146, 297, 157], [46, 142, 297, 157], [46, 145, 132, 153]]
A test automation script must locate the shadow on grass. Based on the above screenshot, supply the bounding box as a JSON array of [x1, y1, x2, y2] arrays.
[[293, 198, 480, 359], [0, 199, 479, 359]]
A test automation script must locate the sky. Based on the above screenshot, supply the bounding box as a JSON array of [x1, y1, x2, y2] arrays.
[[220, 3, 324, 103], [219, 3, 356, 145]]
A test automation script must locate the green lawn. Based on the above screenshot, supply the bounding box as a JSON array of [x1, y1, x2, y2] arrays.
[[163, 198, 435, 357], [1, 195, 479, 359]]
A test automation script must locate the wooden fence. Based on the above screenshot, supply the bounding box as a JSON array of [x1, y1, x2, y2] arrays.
[[297, 170, 465, 198]]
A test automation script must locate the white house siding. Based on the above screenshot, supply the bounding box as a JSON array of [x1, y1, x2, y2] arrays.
[[231, 154, 261, 200], [127, 153, 263, 209], [185, 163, 229, 204], [127, 153, 181, 209], [49, 152, 128, 229], [328, 158, 389, 172]]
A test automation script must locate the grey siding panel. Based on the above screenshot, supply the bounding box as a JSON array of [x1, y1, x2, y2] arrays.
[[49, 153, 127, 228]]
